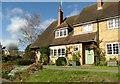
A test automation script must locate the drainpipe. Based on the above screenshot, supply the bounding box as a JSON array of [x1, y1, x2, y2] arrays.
[[96, 19, 99, 48]]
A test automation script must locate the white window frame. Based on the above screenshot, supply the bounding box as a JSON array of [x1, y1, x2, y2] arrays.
[[82, 24, 93, 32], [50, 46, 66, 57], [55, 29, 68, 38], [107, 18, 120, 29], [106, 42, 120, 56]]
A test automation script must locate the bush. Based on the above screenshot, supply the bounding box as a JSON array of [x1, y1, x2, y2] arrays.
[[117, 61, 120, 66], [2, 69, 10, 79], [2, 63, 14, 71], [24, 44, 36, 60], [2, 63, 14, 79], [17, 59, 35, 65], [2, 55, 22, 62], [56, 57, 67, 66], [95, 48, 106, 66]]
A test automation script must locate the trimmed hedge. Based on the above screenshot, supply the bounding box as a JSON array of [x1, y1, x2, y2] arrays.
[[56, 57, 67, 66]]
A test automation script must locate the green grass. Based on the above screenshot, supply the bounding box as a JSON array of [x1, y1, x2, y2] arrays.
[[24, 69, 119, 82], [44, 65, 118, 70]]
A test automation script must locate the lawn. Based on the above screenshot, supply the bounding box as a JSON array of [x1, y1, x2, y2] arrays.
[[24, 68, 119, 82], [44, 65, 118, 70]]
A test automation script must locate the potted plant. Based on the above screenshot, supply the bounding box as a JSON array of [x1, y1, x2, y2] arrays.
[[107, 57, 117, 66], [71, 52, 81, 66]]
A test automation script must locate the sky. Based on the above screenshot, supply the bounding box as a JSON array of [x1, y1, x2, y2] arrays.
[[1, 1, 96, 50]]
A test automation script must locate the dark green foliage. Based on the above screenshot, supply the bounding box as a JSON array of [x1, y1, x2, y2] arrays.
[[39, 45, 50, 56], [39, 45, 50, 64], [95, 48, 107, 66], [56, 57, 67, 66], [2, 55, 22, 62], [24, 44, 36, 60], [2, 69, 10, 79], [17, 59, 35, 65], [2, 63, 14, 79]]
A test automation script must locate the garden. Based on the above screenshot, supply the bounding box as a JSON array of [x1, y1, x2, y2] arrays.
[[1, 45, 120, 82]]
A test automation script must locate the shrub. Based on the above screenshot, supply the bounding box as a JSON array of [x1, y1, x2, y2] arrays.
[[17, 59, 35, 65], [109, 57, 117, 61], [117, 61, 120, 66], [72, 52, 81, 61], [56, 57, 67, 66], [2, 63, 14, 71], [39, 45, 50, 65], [95, 48, 106, 66], [24, 44, 36, 60], [2, 69, 10, 79], [2, 63, 14, 79]]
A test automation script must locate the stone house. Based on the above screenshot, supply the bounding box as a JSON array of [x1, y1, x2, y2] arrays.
[[31, 1, 120, 65]]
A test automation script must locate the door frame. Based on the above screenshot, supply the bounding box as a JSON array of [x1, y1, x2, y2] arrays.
[[85, 48, 94, 64]]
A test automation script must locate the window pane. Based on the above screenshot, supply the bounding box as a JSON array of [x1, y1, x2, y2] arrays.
[[83, 24, 93, 32], [58, 49, 61, 56], [64, 30, 66, 35], [83, 25, 87, 32], [115, 18, 119, 28], [107, 44, 112, 54], [108, 19, 113, 28], [113, 43, 118, 54], [50, 49, 53, 56], [62, 48, 65, 55], [119, 18, 120, 27], [60, 31, 62, 36], [54, 49, 57, 56]]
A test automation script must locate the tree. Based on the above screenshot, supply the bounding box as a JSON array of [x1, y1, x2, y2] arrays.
[[18, 13, 44, 47], [7, 43, 19, 56]]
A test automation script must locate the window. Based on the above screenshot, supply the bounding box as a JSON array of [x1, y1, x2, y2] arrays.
[[107, 44, 112, 54], [62, 48, 65, 55], [55, 31, 59, 37], [50, 46, 66, 57], [82, 24, 93, 32], [54, 49, 57, 56], [58, 49, 61, 56], [50, 49, 53, 56], [74, 45, 79, 52], [108, 18, 120, 29], [55, 29, 68, 38], [113, 44, 119, 54], [106, 42, 120, 55]]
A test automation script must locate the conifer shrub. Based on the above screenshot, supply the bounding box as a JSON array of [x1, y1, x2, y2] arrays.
[[56, 57, 67, 66]]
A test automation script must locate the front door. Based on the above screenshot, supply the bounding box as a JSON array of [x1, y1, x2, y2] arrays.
[[85, 49, 94, 64]]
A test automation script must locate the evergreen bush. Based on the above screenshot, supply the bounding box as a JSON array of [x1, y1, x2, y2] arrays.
[[56, 57, 67, 66]]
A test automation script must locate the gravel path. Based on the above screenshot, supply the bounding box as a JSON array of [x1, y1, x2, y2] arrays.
[[47, 67, 119, 73]]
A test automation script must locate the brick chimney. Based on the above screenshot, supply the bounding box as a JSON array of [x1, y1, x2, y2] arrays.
[[57, 3, 63, 26], [98, 0, 103, 10]]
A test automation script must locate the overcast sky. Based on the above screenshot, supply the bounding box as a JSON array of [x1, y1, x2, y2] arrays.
[[1, 2, 95, 50]]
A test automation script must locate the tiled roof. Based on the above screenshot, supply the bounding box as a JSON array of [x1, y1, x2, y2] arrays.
[[30, 2, 120, 48]]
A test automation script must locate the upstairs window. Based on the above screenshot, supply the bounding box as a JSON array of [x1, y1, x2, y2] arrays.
[[55, 29, 68, 38], [82, 24, 93, 32], [108, 18, 120, 29]]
